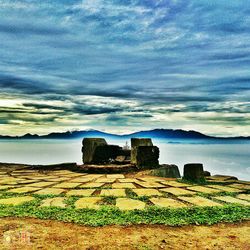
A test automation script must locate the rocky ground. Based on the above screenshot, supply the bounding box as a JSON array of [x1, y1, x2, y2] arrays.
[[0, 163, 249, 249], [0, 164, 249, 210]]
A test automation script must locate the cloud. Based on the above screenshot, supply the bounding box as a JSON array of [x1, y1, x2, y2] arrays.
[[0, 0, 250, 136]]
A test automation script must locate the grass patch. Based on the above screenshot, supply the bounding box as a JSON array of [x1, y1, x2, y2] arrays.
[[126, 189, 151, 203], [101, 196, 116, 205], [197, 191, 238, 199], [178, 178, 208, 185], [0, 203, 249, 226]]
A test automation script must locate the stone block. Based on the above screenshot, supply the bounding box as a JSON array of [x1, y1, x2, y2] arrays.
[[236, 194, 250, 201], [160, 181, 191, 188], [214, 196, 250, 206], [112, 183, 136, 189], [82, 138, 107, 164], [80, 182, 104, 188], [75, 197, 102, 209], [35, 188, 65, 195], [183, 163, 204, 181], [91, 145, 122, 164], [131, 138, 153, 164], [161, 187, 196, 196], [40, 197, 66, 208], [206, 185, 242, 193], [132, 188, 163, 197], [150, 164, 181, 178], [52, 182, 81, 189], [116, 198, 146, 210], [7, 187, 41, 193], [0, 196, 35, 206], [100, 189, 126, 197], [178, 196, 222, 207], [150, 197, 187, 208], [66, 189, 96, 196], [131, 138, 153, 147], [106, 174, 125, 179], [187, 186, 221, 194], [133, 146, 159, 169]]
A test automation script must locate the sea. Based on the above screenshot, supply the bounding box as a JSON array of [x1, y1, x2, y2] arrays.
[[0, 139, 249, 181]]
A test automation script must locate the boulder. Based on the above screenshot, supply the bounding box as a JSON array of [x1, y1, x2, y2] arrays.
[[131, 138, 153, 164], [82, 138, 107, 164], [183, 163, 204, 181], [150, 164, 181, 178], [134, 146, 159, 169], [203, 171, 211, 177]]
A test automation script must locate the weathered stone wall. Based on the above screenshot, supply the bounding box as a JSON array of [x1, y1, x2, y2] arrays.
[[131, 138, 153, 164], [82, 138, 107, 164], [134, 146, 159, 169]]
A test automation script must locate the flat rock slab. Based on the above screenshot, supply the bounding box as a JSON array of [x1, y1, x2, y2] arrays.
[[0, 185, 15, 190], [52, 182, 82, 189], [207, 185, 242, 193], [178, 196, 222, 207], [27, 182, 57, 188], [214, 196, 250, 206], [236, 194, 250, 201], [118, 178, 138, 183], [0, 180, 18, 185], [96, 178, 116, 183], [136, 181, 165, 188], [116, 198, 146, 210], [26, 176, 51, 180], [161, 187, 196, 196], [80, 183, 104, 188], [112, 183, 136, 189], [7, 187, 41, 193], [34, 188, 65, 195], [138, 177, 164, 182], [0, 196, 35, 206], [68, 177, 95, 183], [40, 197, 66, 208], [187, 186, 221, 194], [42, 177, 70, 182], [150, 197, 187, 208], [107, 174, 125, 179], [100, 189, 126, 197], [16, 180, 38, 184], [75, 197, 102, 209], [160, 181, 191, 188], [66, 189, 96, 196], [132, 188, 163, 197], [228, 184, 250, 190]]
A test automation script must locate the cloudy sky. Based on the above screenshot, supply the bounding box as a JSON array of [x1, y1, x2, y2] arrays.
[[0, 0, 250, 136]]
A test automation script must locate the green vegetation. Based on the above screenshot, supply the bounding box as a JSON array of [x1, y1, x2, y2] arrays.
[[101, 196, 116, 205], [197, 191, 238, 199], [0, 198, 249, 227]]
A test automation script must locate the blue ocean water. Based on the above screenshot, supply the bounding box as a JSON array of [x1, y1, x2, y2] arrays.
[[0, 139, 249, 181]]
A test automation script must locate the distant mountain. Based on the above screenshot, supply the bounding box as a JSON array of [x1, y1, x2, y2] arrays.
[[0, 129, 249, 140]]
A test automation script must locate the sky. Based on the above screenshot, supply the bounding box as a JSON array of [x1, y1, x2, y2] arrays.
[[0, 0, 250, 137]]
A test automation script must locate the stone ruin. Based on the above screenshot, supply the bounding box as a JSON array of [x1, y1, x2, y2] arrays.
[[82, 138, 159, 169]]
